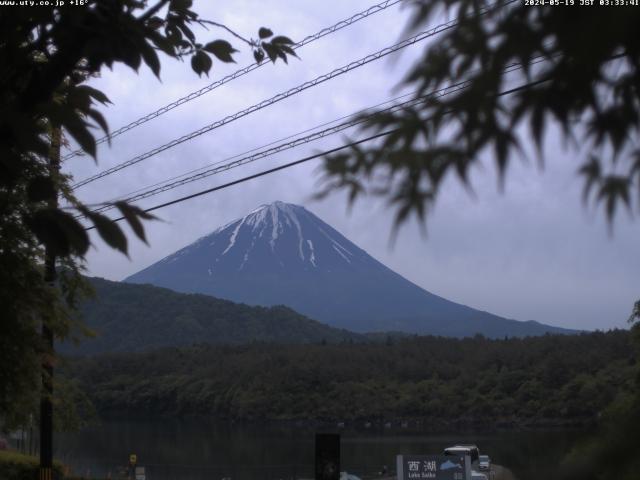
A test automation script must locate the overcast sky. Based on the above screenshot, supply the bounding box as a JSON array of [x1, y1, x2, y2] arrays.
[[62, 0, 639, 331]]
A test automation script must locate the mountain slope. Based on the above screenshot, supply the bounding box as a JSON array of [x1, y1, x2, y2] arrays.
[[125, 201, 573, 337], [61, 277, 362, 355]]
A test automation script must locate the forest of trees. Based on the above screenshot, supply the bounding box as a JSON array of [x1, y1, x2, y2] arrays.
[[62, 329, 636, 428], [62, 277, 362, 355]]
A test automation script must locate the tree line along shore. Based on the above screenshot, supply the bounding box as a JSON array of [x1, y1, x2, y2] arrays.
[[60, 329, 636, 426]]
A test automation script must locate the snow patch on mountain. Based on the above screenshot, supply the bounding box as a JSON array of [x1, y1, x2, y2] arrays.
[[318, 226, 353, 264], [269, 204, 280, 251], [332, 244, 351, 263], [214, 201, 333, 267], [307, 240, 317, 267], [222, 216, 246, 255], [284, 204, 306, 261]]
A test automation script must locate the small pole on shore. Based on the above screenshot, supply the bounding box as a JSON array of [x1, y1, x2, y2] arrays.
[[315, 433, 340, 480]]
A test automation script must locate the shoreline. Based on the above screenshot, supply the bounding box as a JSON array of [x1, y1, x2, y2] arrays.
[[90, 413, 596, 433]]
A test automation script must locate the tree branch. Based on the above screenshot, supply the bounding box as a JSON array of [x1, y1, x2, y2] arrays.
[[139, 0, 170, 23], [197, 20, 253, 47]]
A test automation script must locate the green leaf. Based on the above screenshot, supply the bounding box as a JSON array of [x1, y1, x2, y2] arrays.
[[531, 104, 545, 150], [140, 40, 161, 77], [262, 37, 297, 64], [262, 42, 278, 63], [148, 30, 176, 56], [118, 39, 143, 71], [597, 176, 631, 223], [86, 108, 110, 137], [65, 86, 92, 111], [74, 85, 111, 105], [114, 201, 157, 245], [0, 151, 21, 187], [26, 210, 66, 256], [170, 0, 192, 11], [271, 35, 294, 45], [277, 44, 298, 58], [83, 210, 128, 255], [253, 49, 265, 64], [178, 22, 196, 42], [27, 176, 57, 203], [61, 112, 97, 159], [578, 156, 601, 204], [26, 209, 90, 256], [146, 16, 165, 30], [258, 27, 273, 39], [191, 50, 212, 77], [55, 211, 91, 256], [203, 40, 237, 63], [165, 24, 183, 44]]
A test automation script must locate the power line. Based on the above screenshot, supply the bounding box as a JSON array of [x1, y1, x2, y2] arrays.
[[85, 129, 397, 230], [72, 15, 466, 189], [62, 0, 405, 161], [88, 83, 467, 215], [73, 0, 519, 189], [87, 58, 544, 216], [85, 76, 551, 231], [97, 90, 418, 205]]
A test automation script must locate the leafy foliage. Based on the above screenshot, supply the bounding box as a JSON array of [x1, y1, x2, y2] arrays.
[[61, 277, 362, 355], [52, 376, 97, 433], [0, 201, 90, 427], [62, 330, 636, 427], [629, 299, 640, 324], [560, 323, 640, 480], [0, 0, 296, 259], [0, 451, 64, 480], [320, 0, 640, 229], [0, 0, 295, 432]]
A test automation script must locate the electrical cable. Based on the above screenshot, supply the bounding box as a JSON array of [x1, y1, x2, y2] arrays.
[[84, 76, 552, 231], [87, 57, 543, 215], [87, 84, 465, 215], [99, 89, 419, 205], [85, 129, 397, 230], [61, 0, 406, 161], [72, 9, 487, 189]]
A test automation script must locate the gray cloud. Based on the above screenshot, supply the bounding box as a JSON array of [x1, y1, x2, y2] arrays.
[[63, 0, 639, 331]]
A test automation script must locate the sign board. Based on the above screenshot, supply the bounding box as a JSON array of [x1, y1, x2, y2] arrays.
[[9, 430, 26, 441], [396, 454, 469, 480]]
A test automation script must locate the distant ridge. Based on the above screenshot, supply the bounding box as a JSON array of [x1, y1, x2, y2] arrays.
[[125, 201, 574, 338], [61, 277, 362, 355]]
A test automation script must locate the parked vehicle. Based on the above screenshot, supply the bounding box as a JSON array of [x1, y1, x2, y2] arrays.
[[340, 472, 361, 480], [478, 455, 491, 471], [443, 444, 480, 464]]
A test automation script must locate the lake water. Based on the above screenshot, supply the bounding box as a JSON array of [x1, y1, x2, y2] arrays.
[[54, 419, 587, 480]]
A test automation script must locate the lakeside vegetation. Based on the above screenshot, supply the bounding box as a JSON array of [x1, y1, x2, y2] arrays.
[[0, 451, 64, 480], [62, 329, 636, 428]]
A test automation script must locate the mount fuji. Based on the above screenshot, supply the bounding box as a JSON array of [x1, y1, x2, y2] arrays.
[[125, 201, 571, 337]]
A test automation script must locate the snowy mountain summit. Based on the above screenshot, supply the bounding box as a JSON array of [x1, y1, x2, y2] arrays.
[[208, 200, 365, 272], [125, 201, 571, 337]]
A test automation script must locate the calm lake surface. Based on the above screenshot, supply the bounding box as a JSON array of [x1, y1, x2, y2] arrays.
[[54, 419, 587, 480]]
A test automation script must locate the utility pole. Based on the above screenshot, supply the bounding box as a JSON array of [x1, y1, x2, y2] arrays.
[[40, 126, 61, 480]]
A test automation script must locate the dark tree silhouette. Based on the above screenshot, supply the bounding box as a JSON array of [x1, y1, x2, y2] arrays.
[[0, 0, 296, 426], [320, 1, 640, 229]]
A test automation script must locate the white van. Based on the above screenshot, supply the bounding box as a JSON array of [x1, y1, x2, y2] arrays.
[[443, 444, 480, 464]]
